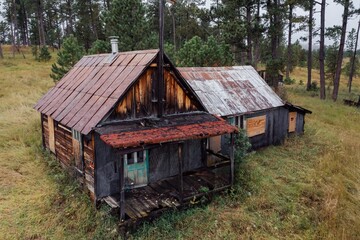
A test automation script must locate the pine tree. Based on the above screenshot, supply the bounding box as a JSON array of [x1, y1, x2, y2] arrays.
[[176, 36, 233, 67], [50, 35, 84, 82], [103, 0, 153, 51]]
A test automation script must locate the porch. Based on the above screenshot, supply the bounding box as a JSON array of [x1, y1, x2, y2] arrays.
[[104, 166, 230, 223]]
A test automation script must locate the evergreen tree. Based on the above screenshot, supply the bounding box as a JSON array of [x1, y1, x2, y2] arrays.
[[38, 45, 51, 61], [50, 35, 84, 82], [88, 39, 110, 54], [103, 0, 153, 51], [176, 35, 233, 67]]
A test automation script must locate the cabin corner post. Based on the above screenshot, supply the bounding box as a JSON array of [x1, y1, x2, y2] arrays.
[[178, 142, 184, 204], [230, 133, 235, 186], [119, 154, 125, 221], [40, 114, 45, 149]]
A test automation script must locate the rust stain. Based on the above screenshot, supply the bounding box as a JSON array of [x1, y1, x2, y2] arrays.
[[178, 66, 284, 116], [100, 120, 238, 149]]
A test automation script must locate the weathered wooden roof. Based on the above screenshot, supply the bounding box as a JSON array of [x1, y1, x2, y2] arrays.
[[34, 49, 159, 135], [178, 66, 285, 116], [98, 113, 238, 149]]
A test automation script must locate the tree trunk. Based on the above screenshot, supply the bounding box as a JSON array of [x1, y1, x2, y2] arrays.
[[286, 4, 293, 80], [66, 0, 74, 35], [319, 0, 326, 99], [11, 0, 16, 57], [332, 0, 349, 101], [37, 0, 46, 46], [0, 43, 3, 59], [246, 5, 253, 65], [307, 0, 314, 91], [348, 20, 360, 93], [253, 0, 261, 70], [89, 0, 98, 40]]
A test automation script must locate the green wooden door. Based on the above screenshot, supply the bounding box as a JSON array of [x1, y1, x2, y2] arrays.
[[124, 150, 149, 188]]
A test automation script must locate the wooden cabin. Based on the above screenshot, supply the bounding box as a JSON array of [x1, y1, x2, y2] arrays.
[[34, 49, 238, 224], [178, 66, 311, 150]]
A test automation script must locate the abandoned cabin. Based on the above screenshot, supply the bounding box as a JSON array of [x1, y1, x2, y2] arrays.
[[34, 43, 239, 223], [178, 66, 311, 150]]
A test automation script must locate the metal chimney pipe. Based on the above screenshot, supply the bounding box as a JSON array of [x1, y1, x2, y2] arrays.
[[109, 36, 119, 54]]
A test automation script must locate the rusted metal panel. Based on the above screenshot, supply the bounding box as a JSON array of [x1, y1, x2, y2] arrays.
[[100, 119, 238, 149], [94, 66, 126, 97], [81, 98, 118, 134], [51, 90, 82, 121], [34, 87, 55, 110], [61, 93, 93, 125], [54, 92, 86, 122], [102, 66, 135, 97], [66, 95, 100, 129], [73, 96, 108, 132], [107, 65, 138, 98], [35, 50, 159, 135], [178, 66, 284, 116]]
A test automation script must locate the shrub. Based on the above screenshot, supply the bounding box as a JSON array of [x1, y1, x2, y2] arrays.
[[283, 77, 296, 85], [38, 46, 51, 62]]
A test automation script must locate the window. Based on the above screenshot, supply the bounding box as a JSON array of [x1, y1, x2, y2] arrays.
[[125, 151, 145, 165], [72, 129, 81, 141], [246, 115, 266, 137], [235, 115, 244, 128]]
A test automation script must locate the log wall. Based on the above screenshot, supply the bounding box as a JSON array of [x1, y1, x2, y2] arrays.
[[54, 123, 73, 168], [84, 134, 95, 198]]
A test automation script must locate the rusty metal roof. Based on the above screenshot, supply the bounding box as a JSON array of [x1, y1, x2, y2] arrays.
[[98, 113, 238, 149], [34, 49, 159, 135], [178, 66, 284, 116]]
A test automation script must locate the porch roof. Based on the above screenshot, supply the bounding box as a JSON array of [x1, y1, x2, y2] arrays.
[[98, 113, 238, 149]]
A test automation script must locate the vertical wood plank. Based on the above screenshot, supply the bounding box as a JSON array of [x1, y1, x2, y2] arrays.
[[230, 134, 235, 185], [178, 143, 184, 204], [41, 114, 45, 149], [48, 116, 55, 153], [119, 155, 125, 221]]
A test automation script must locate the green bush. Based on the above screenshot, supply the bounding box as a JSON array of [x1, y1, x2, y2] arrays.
[[38, 46, 51, 62], [284, 77, 296, 85]]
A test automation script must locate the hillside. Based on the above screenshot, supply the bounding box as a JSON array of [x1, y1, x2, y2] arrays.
[[0, 47, 359, 239]]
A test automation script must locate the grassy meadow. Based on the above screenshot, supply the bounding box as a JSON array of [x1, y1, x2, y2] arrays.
[[0, 46, 359, 239]]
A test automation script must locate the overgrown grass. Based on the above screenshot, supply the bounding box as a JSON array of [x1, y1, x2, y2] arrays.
[[0, 48, 359, 239]]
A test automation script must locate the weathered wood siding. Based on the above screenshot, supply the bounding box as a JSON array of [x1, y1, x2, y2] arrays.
[[42, 114, 50, 149], [288, 112, 297, 133], [94, 136, 204, 199], [84, 134, 95, 197], [149, 140, 203, 183], [55, 124, 73, 167], [295, 112, 305, 134], [107, 68, 199, 121], [94, 132, 122, 199], [245, 108, 288, 149]]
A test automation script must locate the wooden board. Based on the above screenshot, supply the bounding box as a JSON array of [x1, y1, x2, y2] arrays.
[[288, 112, 297, 133], [48, 116, 55, 153], [246, 115, 266, 137]]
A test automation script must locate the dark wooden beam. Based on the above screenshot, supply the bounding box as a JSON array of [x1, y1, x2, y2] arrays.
[[229, 133, 235, 185], [157, 0, 165, 117], [41, 114, 45, 149], [119, 155, 125, 221], [178, 142, 184, 204]]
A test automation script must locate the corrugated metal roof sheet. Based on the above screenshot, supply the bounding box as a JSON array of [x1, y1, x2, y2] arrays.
[[178, 66, 284, 116], [34, 49, 159, 135], [99, 115, 238, 149]]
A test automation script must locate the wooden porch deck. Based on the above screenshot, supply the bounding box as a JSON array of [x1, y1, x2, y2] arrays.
[[104, 168, 230, 222]]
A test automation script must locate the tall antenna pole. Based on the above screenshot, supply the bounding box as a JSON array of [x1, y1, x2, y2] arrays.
[[158, 0, 165, 117]]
